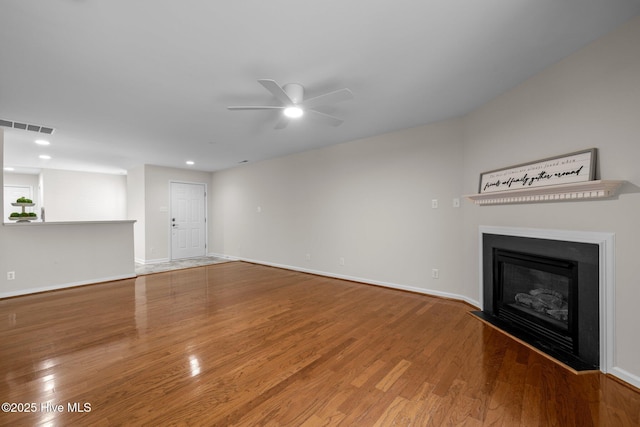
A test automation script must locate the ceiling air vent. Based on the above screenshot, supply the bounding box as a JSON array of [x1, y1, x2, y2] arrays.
[[0, 118, 55, 134]]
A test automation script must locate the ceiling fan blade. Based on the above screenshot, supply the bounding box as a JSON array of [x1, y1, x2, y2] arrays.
[[227, 106, 285, 110], [301, 88, 353, 109], [307, 109, 344, 126], [258, 79, 294, 105]]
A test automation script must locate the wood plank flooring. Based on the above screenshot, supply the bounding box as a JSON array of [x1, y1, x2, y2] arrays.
[[1, 261, 639, 426]]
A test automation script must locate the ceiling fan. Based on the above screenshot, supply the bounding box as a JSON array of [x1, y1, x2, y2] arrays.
[[227, 79, 353, 129]]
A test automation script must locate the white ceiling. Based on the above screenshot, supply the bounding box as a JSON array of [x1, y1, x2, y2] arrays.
[[2, 1, 639, 175]]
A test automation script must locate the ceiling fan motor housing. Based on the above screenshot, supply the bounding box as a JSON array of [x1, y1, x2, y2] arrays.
[[283, 83, 304, 104]]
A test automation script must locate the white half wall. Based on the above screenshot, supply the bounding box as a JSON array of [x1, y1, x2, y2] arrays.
[[1, 131, 136, 297], [0, 221, 136, 298]]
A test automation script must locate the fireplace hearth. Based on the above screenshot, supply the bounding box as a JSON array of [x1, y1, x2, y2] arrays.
[[473, 232, 600, 371]]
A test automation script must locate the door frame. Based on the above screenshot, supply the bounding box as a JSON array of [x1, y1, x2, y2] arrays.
[[168, 180, 208, 260]]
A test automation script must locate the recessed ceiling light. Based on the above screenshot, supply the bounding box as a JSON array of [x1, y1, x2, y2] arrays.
[[35, 139, 50, 146], [4, 167, 15, 171], [283, 106, 304, 118], [39, 154, 51, 160], [186, 160, 195, 165]]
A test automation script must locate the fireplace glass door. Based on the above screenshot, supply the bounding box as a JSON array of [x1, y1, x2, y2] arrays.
[[494, 249, 578, 353]]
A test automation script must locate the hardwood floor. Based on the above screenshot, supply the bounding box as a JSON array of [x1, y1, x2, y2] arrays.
[[1, 262, 639, 426]]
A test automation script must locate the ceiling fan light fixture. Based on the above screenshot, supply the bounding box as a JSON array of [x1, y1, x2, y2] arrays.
[[228, 79, 352, 128], [283, 106, 304, 118]]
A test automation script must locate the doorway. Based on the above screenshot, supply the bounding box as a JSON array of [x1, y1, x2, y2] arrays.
[[170, 182, 206, 260]]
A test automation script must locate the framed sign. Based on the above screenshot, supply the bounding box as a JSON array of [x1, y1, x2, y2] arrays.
[[479, 148, 596, 194]]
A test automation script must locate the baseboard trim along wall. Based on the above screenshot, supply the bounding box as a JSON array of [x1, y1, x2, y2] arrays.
[[136, 257, 170, 265], [0, 274, 137, 299], [208, 253, 481, 308], [610, 367, 640, 392]]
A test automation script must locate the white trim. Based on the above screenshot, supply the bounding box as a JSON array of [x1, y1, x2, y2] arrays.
[[465, 180, 624, 205], [136, 257, 170, 265], [208, 252, 238, 261], [212, 254, 481, 308], [0, 274, 136, 299], [4, 219, 136, 227], [609, 367, 640, 390], [478, 225, 615, 375]]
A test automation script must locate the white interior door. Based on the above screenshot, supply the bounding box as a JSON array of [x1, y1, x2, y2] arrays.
[[170, 182, 206, 260]]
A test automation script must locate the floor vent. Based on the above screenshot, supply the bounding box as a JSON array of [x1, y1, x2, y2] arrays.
[[0, 118, 55, 134]]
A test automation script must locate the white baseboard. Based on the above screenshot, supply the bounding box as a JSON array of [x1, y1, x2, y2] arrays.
[[0, 274, 137, 299], [136, 257, 170, 265], [610, 366, 640, 390], [208, 252, 238, 261], [217, 254, 480, 309]]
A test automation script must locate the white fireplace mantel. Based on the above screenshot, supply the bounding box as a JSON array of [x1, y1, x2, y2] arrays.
[[465, 180, 624, 205]]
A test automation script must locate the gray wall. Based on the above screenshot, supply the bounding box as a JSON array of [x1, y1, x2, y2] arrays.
[[210, 119, 466, 300]]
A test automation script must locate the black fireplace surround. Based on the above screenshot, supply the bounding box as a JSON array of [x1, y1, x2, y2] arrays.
[[473, 233, 600, 371]]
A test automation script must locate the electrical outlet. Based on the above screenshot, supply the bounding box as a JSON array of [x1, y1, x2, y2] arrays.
[[431, 269, 439, 279], [431, 199, 438, 209], [256, 206, 262, 213], [339, 257, 345, 266], [305, 253, 311, 261], [7, 271, 15, 280], [453, 198, 460, 208]]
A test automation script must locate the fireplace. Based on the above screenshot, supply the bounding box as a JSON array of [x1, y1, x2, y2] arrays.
[[494, 249, 578, 354], [474, 231, 601, 371]]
